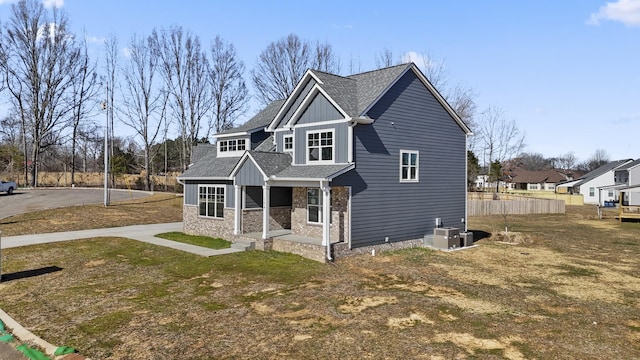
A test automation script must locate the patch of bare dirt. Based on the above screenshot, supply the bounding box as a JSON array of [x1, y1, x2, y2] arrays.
[[338, 296, 398, 314], [430, 333, 526, 360]]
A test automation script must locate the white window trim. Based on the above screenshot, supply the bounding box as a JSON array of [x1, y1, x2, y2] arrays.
[[283, 134, 294, 153], [306, 129, 335, 164], [306, 188, 332, 225], [307, 188, 322, 224], [198, 185, 225, 219], [217, 138, 248, 158], [399, 150, 419, 183]]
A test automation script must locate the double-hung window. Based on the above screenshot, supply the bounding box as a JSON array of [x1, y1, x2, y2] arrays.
[[283, 135, 293, 152], [199, 185, 225, 218], [307, 130, 333, 163], [400, 150, 419, 182], [307, 188, 332, 224], [589, 187, 595, 197]]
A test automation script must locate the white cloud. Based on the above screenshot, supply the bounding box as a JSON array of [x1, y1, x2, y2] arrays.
[[42, 0, 63, 8], [121, 47, 132, 58], [401, 51, 439, 70], [588, 0, 640, 26], [85, 35, 106, 44]]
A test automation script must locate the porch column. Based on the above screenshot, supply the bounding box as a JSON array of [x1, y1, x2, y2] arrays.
[[321, 181, 331, 246], [234, 185, 241, 235], [262, 184, 270, 239]]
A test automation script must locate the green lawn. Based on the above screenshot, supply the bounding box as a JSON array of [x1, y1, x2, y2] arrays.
[[155, 231, 231, 249]]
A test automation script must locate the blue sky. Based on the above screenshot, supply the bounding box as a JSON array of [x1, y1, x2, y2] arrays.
[[1, 0, 639, 163]]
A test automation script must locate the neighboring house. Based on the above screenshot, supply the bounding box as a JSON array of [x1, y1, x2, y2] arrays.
[[604, 158, 640, 206], [507, 169, 573, 192], [178, 63, 472, 261], [557, 159, 633, 204]]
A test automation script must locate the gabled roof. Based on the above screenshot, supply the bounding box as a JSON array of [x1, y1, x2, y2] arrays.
[[246, 151, 292, 177], [509, 169, 568, 184], [218, 99, 285, 136], [614, 158, 640, 171], [265, 62, 472, 134], [347, 63, 410, 115], [574, 159, 633, 187]]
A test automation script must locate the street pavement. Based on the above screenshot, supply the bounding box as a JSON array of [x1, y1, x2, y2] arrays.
[[0, 188, 151, 219]]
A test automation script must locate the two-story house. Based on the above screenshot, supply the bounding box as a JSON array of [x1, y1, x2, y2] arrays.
[[557, 159, 633, 205], [178, 63, 472, 261]]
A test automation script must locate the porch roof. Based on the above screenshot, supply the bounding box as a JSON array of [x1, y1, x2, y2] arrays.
[[272, 163, 354, 181]]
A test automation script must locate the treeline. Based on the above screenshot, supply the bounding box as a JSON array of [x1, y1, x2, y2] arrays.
[[1, 0, 534, 191]]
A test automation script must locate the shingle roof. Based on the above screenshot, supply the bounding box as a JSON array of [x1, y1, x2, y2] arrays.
[[309, 70, 357, 116], [575, 159, 633, 186], [254, 135, 275, 152], [274, 164, 353, 180], [179, 151, 240, 179], [510, 169, 568, 184], [614, 158, 640, 171], [218, 99, 285, 135], [248, 151, 292, 177], [348, 63, 411, 115]]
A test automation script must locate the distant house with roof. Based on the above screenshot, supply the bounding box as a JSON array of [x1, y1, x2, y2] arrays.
[[507, 169, 575, 192], [177, 63, 472, 261], [557, 159, 633, 204]]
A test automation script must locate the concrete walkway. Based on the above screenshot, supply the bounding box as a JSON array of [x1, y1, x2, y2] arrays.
[[1, 222, 243, 256]]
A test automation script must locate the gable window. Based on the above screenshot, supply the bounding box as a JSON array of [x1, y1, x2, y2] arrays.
[[199, 185, 224, 218], [400, 150, 419, 182], [307, 130, 333, 163], [283, 135, 293, 152], [589, 187, 595, 197]]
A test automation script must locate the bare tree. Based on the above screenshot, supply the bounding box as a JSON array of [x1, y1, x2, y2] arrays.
[[556, 151, 577, 170], [155, 26, 212, 170], [251, 33, 341, 105], [119, 33, 167, 190], [476, 107, 526, 176], [208, 35, 249, 136], [581, 149, 611, 172], [69, 32, 98, 186], [375, 48, 396, 68], [2, 0, 82, 186]]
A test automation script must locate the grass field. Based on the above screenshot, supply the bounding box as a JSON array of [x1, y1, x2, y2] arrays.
[[0, 202, 638, 359]]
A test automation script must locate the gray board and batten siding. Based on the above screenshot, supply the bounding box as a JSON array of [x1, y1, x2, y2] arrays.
[[332, 70, 467, 248], [234, 158, 265, 186], [296, 92, 343, 125], [183, 180, 235, 208], [273, 79, 316, 129], [294, 122, 350, 165]]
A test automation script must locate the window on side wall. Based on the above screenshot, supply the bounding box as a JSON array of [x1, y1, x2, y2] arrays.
[[283, 135, 293, 152], [589, 187, 595, 197], [400, 150, 419, 182], [307, 130, 333, 163], [199, 185, 224, 218]]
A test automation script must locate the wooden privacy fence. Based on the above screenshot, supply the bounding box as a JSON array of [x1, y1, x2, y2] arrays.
[[468, 198, 565, 216]]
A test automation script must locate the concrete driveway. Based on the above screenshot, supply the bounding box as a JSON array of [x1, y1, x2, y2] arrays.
[[0, 188, 152, 219]]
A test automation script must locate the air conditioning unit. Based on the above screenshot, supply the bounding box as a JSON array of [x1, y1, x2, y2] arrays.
[[433, 227, 460, 249]]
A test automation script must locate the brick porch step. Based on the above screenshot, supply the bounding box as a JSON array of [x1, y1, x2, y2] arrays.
[[231, 239, 255, 251]]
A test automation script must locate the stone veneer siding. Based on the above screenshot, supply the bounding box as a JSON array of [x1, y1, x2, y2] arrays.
[[183, 205, 234, 240], [332, 238, 425, 258], [290, 186, 349, 242], [241, 207, 291, 233]]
